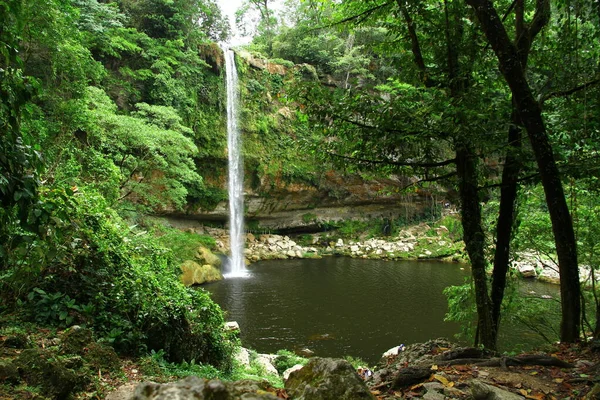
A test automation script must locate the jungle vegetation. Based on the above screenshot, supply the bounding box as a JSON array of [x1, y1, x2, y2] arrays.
[[1, 0, 599, 384]]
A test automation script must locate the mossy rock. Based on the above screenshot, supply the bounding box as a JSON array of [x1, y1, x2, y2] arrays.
[[14, 348, 85, 399], [194, 246, 222, 268], [3, 333, 32, 349], [285, 357, 374, 400], [60, 326, 94, 355], [181, 260, 223, 286], [84, 342, 121, 372]]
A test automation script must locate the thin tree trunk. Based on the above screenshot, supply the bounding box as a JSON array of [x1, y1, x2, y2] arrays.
[[466, 0, 581, 342], [456, 145, 495, 349], [491, 109, 522, 332]]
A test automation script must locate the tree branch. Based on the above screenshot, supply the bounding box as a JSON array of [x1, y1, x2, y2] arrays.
[[326, 151, 456, 168], [541, 76, 600, 103]]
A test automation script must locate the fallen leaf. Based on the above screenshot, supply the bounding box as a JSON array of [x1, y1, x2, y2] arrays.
[[519, 389, 529, 396], [526, 393, 545, 400], [431, 364, 439, 371], [530, 371, 538, 375], [552, 378, 564, 383], [478, 371, 490, 378], [433, 374, 451, 386], [409, 383, 423, 391]]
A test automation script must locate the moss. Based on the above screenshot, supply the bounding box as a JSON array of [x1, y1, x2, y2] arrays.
[[14, 349, 86, 399], [60, 326, 93, 355], [84, 343, 121, 373]]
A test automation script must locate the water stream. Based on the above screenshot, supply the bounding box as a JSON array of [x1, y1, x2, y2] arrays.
[[224, 49, 246, 276]]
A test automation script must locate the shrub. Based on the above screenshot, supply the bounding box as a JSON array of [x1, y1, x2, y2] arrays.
[[5, 187, 235, 369]]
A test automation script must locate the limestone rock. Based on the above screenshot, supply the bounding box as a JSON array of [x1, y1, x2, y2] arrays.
[[236, 347, 251, 367], [256, 354, 279, 376], [285, 357, 375, 400], [224, 321, 240, 332], [283, 364, 304, 380], [106, 383, 138, 400], [132, 376, 279, 399], [180, 260, 223, 286], [195, 246, 222, 268], [470, 379, 524, 400], [517, 263, 537, 278]]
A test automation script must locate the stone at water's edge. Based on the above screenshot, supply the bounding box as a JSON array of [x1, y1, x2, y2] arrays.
[[285, 357, 375, 400], [180, 260, 222, 286], [131, 376, 279, 399]]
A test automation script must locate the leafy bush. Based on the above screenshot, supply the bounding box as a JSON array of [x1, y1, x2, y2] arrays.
[[5, 187, 235, 369]]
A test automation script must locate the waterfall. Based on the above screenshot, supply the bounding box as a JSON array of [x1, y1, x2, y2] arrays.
[[224, 49, 246, 277]]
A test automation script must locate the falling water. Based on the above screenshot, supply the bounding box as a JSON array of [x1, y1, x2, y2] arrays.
[[224, 48, 246, 277]]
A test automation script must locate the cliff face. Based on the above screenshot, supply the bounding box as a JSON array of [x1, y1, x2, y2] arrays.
[[153, 49, 446, 232], [164, 171, 444, 232]]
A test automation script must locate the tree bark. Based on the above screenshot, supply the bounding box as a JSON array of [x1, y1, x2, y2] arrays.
[[491, 112, 521, 332], [466, 0, 581, 342], [456, 145, 496, 349]]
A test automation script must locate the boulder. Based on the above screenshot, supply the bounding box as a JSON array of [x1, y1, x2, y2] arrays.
[[283, 364, 304, 380], [132, 376, 279, 399], [517, 263, 537, 278], [285, 357, 375, 400], [236, 347, 251, 367], [470, 379, 524, 400], [60, 326, 94, 355], [255, 354, 279, 376], [195, 246, 222, 268], [180, 260, 223, 286]]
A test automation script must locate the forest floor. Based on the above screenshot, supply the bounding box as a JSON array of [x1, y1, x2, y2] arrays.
[[367, 341, 600, 399], [2, 315, 600, 399]]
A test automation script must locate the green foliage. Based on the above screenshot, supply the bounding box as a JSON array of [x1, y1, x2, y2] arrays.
[[3, 187, 234, 368], [444, 280, 477, 342], [155, 227, 217, 264], [273, 350, 307, 375]]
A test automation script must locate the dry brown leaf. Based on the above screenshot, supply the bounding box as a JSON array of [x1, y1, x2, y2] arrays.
[[431, 365, 439, 371], [519, 389, 529, 396], [526, 393, 545, 400]]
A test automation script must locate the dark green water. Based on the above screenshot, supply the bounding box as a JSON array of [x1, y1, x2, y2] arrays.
[[204, 257, 558, 363]]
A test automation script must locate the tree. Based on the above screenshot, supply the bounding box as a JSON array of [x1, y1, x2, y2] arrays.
[[465, 0, 581, 343], [236, 0, 279, 54]]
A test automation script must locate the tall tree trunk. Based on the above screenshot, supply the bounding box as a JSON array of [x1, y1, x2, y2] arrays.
[[456, 145, 496, 349], [466, 0, 581, 342], [491, 108, 522, 331]]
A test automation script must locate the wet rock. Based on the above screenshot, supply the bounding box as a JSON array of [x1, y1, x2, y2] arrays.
[[285, 357, 375, 400], [132, 376, 279, 399], [195, 246, 222, 268], [470, 379, 524, 400]]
